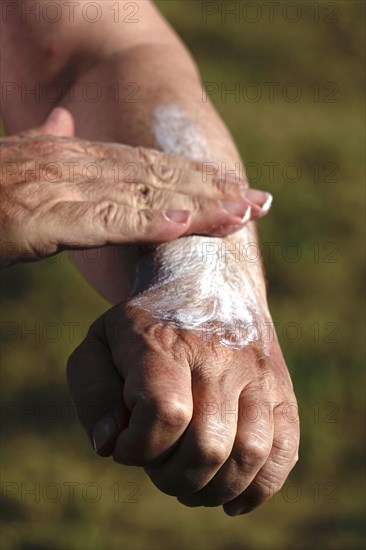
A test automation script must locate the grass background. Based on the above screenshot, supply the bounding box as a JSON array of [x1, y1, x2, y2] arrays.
[[0, 1, 365, 549]]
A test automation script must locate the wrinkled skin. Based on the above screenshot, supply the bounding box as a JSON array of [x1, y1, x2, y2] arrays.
[[0, 109, 270, 266], [68, 299, 299, 516], [2, 0, 299, 517]]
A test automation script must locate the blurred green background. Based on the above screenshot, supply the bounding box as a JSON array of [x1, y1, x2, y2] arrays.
[[1, 1, 365, 549]]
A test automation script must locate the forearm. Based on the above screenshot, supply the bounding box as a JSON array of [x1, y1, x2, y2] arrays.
[[64, 40, 270, 342], [2, 0, 268, 321], [63, 41, 267, 314]]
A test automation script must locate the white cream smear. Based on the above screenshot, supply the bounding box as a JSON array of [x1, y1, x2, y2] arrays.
[[130, 104, 270, 349], [152, 104, 208, 159]]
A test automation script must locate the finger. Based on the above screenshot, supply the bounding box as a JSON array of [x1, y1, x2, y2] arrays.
[[79, 182, 253, 236], [72, 151, 271, 217], [223, 403, 300, 516], [31, 201, 192, 251], [97, 144, 273, 218], [178, 392, 274, 507], [244, 189, 273, 218], [19, 107, 75, 138], [40, 107, 75, 137], [77, 142, 251, 195], [143, 165, 273, 219], [108, 161, 270, 211], [36, 135, 271, 218], [148, 361, 241, 497], [67, 318, 129, 457], [79, 143, 222, 175], [112, 332, 193, 466]]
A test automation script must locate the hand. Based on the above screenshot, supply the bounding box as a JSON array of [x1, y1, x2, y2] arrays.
[[0, 108, 271, 266], [67, 300, 299, 516]]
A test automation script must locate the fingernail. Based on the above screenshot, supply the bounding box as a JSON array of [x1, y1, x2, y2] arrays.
[[163, 210, 190, 224], [261, 193, 273, 212], [221, 201, 251, 219], [242, 206, 251, 223], [92, 414, 118, 453], [243, 189, 273, 212]]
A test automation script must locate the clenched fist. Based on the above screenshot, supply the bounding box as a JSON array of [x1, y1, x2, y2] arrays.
[[0, 108, 272, 267], [67, 299, 299, 516]]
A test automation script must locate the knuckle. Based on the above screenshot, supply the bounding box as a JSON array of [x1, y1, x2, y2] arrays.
[[145, 323, 181, 354], [199, 161, 220, 178], [133, 183, 153, 207], [212, 176, 227, 196], [183, 195, 202, 213], [235, 437, 271, 469], [94, 200, 120, 230], [273, 432, 299, 464], [199, 440, 230, 467], [213, 176, 243, 202], [255, 471, 284, 497], [136, 146, 159, 165], [253, 435, 299, 495], [134, 209, 154, 233], [150, 397, 191, 430], [192, 196, 204, 212], [150, 164, 179, 187], [252, 483, 271, 503]]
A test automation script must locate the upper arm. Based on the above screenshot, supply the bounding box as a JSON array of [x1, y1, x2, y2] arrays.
[[2, 0, 194, 77], [1, 0, 200, 131]]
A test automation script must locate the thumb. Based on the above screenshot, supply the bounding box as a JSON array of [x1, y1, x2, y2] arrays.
[[21, 107, 75, 138], [67, 318, 130, 457]]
